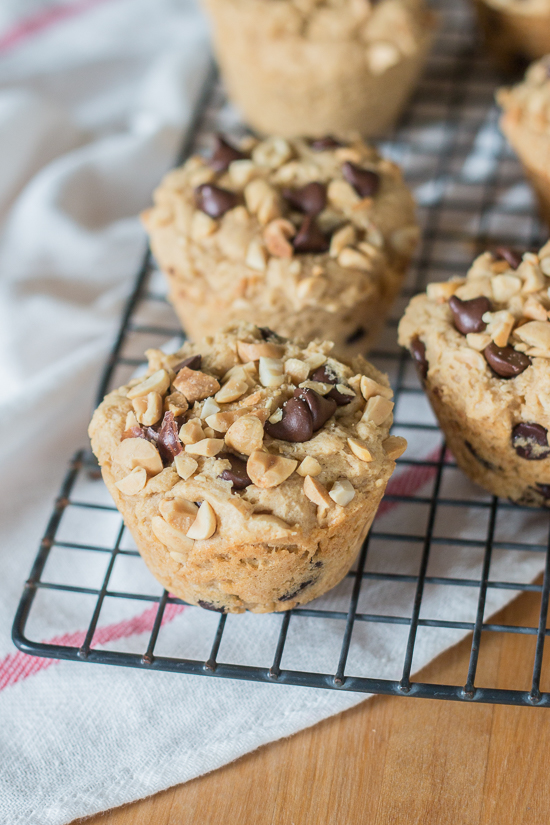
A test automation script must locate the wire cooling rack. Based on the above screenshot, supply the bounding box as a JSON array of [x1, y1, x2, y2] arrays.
[[12, 0, 550, 706]]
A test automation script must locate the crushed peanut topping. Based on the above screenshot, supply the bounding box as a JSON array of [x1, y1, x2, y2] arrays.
[[425, 245, 550, 377], [96, 324, 402, 548]]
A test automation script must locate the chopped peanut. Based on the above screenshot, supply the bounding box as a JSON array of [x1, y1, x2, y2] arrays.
[[179, 419, 204, 445], [215, 376, 249, 404], [284, 358, 310, 384], [362, 396, 394, 426], [247, 450, 297, 488], [165, 391, 188, 417], [514, 320, 550, 350], [225, 415, 264, 455], [172, 368, 220, 403], [186, 501, 217, 540], [133, 391, 163, 426], [151, 515, 194, 551], [259, 357, 285, 387], [296, 456, 322, 477], [127, 369, 170, 400], [466, 333, 492, 351], [329, 479, 355, 506], [329, 224, 356, 258], [263, 218, 295, 258], [237, 341, 284, 362], [245, 239, 268, 272], [347, 438, 374, 462], [360, 376, 393, 401], [185, 438, 225, 457], [383, 436, 408, 460], [303, 475, 332, 511], [159, 498, 198, 534], [113, 438, 163, 476], [115, 467, 147, 495], [426, 281, 462, 302], [173, 454, 198, 480], [200, 397, 221, 420]]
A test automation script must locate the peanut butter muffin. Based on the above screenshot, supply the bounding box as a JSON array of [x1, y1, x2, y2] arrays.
[[398, 243, 550, 506], [89, 324, 406, 613], [498, 57, 550, 227], [141, 135, 419, 358], [200, 0, 435, 138], [473, 0, 550, 70]]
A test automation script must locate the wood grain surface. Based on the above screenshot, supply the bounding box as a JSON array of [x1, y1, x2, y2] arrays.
[[80, 589, 550, 825]]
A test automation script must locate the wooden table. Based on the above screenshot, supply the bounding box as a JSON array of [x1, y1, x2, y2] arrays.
[[82, 589, 550, 825]]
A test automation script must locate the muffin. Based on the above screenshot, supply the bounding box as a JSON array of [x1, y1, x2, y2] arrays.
[[498, 57, 550, 227], [473, 0, 550, 71], [398, 243, 550, 506], [89, 324, 407, 613], [200, 0, 435, 138], [141, 134, 419, 359]]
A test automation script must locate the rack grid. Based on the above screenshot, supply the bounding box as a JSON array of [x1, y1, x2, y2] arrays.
[[12, 0, 550, 706]]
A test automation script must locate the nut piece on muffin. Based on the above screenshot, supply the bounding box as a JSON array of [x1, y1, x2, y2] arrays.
[[498, 57, 550, 227], [89, 324, 407, 613], [141, 134, 419, 358], [398, 243, 550, 506], [200, 0, 435, 138], [472, 0, 550, 71]]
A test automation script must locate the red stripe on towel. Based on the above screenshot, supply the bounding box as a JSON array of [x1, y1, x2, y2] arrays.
[[0, 0, 113, 53], [0, 602, 185, 691]]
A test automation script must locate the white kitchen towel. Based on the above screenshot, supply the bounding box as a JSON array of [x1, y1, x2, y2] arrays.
[[0, 2, 548, 824]]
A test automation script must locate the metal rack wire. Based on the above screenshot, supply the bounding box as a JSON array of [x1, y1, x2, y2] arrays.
[[12, 0, 550, 706]]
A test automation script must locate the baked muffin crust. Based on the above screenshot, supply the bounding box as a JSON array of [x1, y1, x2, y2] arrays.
[[142, 135, 418, 358], [398, 244, 550, 505], [90, 324, 406, 612]]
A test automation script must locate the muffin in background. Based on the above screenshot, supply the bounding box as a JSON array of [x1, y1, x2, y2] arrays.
[[142, 134, 419, 359], [473, 0, 550, 71], [398, 244, 550, 506], [498, 57, 550, 227], [200, 0, 435, 138], [89, 324, 406, 613]]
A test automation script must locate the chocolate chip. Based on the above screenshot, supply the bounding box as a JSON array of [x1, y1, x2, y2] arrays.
[[484, 342, 531, 378], [345, 326, 366, 345], [342, 162, 380, 198], [279, 579, 314, 602], [219, 453, 252, 490], [311, 365, 336, 384], [156, 412, 183, 464], [310, 136, 343, 151], [448, 295, 492, 335], [265, 398, 313, 442], [258, 327, 284, 343], [198, 600, 227, 613], [208, 135, 245, 173], [511, 488, 543, 507], [122, 423, 162, 448], [310, 365, 352, 406], [121, 425, 147, 441], [512, 422, 550, 460], [465, 440, 497, 472], [194, 184, 238, 218], [312, 560, 323, 568], [536, 483, 550, 499], [142, 425, 160, 444], [294, 387, 337, 431], [282, 182, 327, 216], [494, 246, 522, 270], [409, 336, 428, 381], [292, 216, 329, 254], [172, 354, 202, 373]]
